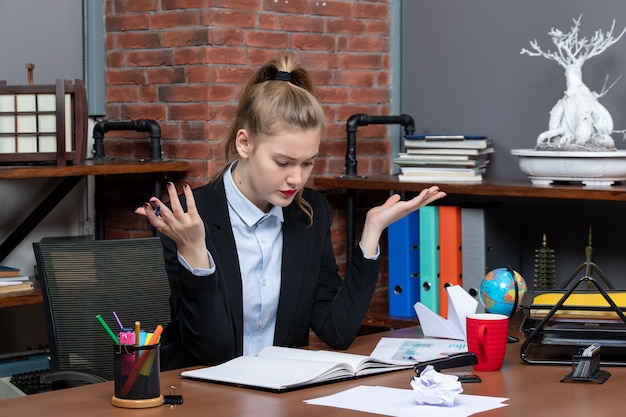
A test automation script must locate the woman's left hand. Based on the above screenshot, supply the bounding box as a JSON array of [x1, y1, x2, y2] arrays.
[[359, 186, 446, 257]]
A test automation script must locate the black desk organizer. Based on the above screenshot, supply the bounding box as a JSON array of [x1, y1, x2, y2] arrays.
[[560, 347, 611, 384], [519, 259, 626, 367]]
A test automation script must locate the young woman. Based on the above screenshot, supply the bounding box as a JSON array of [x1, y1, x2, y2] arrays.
[[136, 55, 446, 370]]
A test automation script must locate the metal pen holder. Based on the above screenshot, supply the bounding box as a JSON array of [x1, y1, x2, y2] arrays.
[[561, 347, 611, 384], [111, 343, 163, 408]]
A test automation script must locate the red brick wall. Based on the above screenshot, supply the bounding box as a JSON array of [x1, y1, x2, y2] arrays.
[[102, 0, 394, 284]]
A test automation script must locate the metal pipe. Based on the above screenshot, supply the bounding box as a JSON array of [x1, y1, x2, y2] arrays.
[[341, 114, 416, 264], [343, 114, 415, 178], [92, 119, 162, 161]]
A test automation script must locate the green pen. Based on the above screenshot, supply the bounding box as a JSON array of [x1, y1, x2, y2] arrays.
[[96, 314, 120, 344]]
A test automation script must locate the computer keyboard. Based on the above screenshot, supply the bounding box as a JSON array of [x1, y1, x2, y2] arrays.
[[9, 369, 52, 395]]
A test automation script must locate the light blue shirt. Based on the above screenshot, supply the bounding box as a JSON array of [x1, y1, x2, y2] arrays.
[[178, 166, 283, 356], [223, 167, 284, 356]]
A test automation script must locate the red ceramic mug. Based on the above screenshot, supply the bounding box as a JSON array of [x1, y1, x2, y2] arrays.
[[466, 313, 509, 371]]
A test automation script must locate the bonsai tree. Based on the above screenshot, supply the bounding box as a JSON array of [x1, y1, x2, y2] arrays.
[[521, 16, 626, 151]]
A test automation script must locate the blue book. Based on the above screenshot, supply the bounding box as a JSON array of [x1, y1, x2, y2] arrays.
[[419, 206, 440, 314], [387, 211, 420, 318], [0, 265, 21, 277]]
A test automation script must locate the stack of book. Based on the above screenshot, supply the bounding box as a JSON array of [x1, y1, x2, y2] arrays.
[[394, 135, 494, 183], [0, 265, 33, 294]]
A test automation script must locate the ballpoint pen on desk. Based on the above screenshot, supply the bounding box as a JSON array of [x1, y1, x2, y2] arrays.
[[96, 314, 120, 344]]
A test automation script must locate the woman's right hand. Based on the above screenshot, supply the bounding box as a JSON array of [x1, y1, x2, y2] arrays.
[[135, 182, 210, 269]]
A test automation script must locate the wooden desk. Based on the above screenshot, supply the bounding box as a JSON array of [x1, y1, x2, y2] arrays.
[[0, 283, 42, 309], [2, 323, 624, 416], [0, 159, 189, 263]]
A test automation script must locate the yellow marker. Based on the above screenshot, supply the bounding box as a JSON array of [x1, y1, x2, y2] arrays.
[[134, 321, 141, 346]]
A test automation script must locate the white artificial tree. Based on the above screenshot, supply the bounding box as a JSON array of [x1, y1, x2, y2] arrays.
[[521, 16, 626, 151]]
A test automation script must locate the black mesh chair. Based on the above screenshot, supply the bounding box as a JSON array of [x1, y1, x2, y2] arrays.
[[33, 237, 171, 388]]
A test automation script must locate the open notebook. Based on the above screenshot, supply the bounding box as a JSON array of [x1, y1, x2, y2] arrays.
[[180, 346, 414, 392]]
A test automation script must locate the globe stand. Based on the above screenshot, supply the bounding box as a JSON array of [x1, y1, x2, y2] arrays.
[[507, 271, 520, 343]]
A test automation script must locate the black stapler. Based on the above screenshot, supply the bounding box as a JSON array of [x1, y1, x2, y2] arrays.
[[414, 352, 481, 383]]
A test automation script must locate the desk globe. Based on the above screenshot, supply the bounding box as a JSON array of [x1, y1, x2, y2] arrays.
[[479, 268, 527, 316]]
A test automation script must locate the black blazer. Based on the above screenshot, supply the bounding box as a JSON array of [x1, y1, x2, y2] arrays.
[[159, 176, 380, 370]]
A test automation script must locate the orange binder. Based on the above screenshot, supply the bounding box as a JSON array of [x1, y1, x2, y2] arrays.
[[438, 206, 463, 318]]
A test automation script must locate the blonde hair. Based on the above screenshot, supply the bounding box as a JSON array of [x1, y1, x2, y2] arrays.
[[215, 55, 326, 223]]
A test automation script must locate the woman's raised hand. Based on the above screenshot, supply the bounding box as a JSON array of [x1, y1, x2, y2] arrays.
[[359, 186, 446, 257], [135, 182, 209, 269]]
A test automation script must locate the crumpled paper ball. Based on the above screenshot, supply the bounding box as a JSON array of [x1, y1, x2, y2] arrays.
[[410, 365, 463, 407]]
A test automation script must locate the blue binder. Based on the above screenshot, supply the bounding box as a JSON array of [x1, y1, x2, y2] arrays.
[[419, 206, 440, 314], [387, 211, 420, 317]]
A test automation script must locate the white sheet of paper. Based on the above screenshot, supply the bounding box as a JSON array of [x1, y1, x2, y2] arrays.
[[305, 385, 508, 417], [0, 279, 29, 286], [414, 285, 478, 340], [369, 337, 467, 363]]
